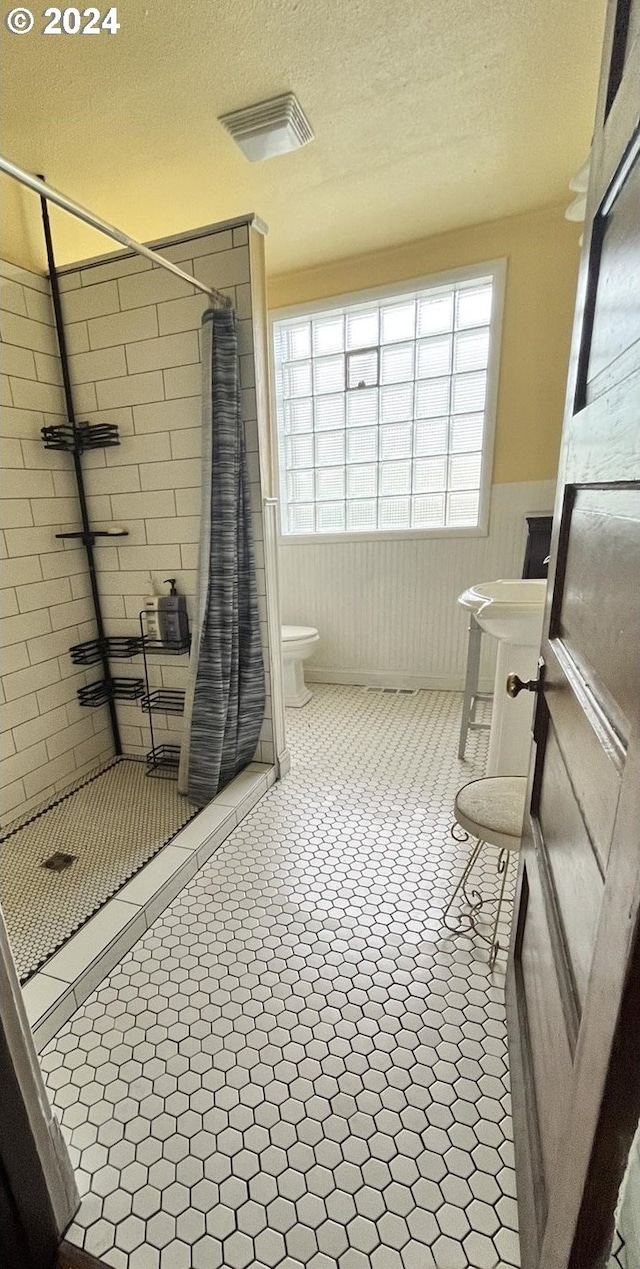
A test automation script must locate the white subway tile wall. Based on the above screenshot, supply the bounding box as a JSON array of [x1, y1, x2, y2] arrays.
[[1, 259, 112, 824], [55, 221, 274, 770], [1, 224, 275, 824]]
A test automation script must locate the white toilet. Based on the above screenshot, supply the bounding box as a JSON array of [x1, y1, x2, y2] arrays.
[[281, 625, 319, 707]]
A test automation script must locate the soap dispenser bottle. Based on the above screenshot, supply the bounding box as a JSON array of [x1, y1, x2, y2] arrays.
[[158, 579, 189, 648]]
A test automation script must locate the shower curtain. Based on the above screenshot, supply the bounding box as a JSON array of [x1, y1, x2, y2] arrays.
[[178, 307, 265, 806]]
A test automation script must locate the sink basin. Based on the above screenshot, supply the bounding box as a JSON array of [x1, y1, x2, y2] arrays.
[[459, 579, 546, 645]]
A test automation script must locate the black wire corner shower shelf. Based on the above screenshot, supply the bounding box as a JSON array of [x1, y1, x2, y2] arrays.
[[141, 690, 186, 716], [142, 635, 191, 656], [77, 677, 145, 707], [70, 635, 144, 665], [137, 615, 189, 780], [56, 530, 128, 544], [146, 745, 181, 776], [41, 421, 120, 452]]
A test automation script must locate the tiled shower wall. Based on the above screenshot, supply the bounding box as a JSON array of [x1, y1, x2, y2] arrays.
[[1, 221, 277, 826], [0, 259, 112, 825], [56, 218, 275, 768]]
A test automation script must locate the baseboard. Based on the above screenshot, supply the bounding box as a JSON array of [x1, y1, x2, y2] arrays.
[[305, 667, 495, 693], [58, 1240, 109, 1268], [277, 746, 292, 777]]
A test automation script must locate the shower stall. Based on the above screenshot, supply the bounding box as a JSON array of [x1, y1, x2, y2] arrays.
[[0, 170, 287, 1045]]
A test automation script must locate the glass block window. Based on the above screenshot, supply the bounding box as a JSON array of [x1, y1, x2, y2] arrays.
[[273, 269, 500, 536]]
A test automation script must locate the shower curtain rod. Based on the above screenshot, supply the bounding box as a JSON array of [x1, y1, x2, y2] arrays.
[[0, 155, 233, 308]]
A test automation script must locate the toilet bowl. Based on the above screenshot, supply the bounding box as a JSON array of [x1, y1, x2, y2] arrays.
[[281, 625, 319, 707]]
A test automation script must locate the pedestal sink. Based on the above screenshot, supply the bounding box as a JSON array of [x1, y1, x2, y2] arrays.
[[458, 579, 547, 776]]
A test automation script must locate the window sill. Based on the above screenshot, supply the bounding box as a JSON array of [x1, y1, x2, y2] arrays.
[[278, 524, 489, 545]]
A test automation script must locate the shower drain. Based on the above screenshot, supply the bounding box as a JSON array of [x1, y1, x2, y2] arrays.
[[42, 851, 77, 873]]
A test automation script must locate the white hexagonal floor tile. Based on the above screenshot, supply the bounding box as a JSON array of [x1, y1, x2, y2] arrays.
[[39, 687, 519, 1268]]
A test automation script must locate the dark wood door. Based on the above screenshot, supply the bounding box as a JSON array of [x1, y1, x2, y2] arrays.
[[507, 2, 640, 1266]]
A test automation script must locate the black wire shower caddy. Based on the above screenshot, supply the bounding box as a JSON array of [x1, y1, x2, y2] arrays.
[[39, 191, 189, 777]]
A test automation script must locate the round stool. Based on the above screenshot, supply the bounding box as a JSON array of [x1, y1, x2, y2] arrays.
[[443, 776, 527, 966]]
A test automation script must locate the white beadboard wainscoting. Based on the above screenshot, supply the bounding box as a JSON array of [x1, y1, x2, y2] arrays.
[[279, 479, 555, 691]]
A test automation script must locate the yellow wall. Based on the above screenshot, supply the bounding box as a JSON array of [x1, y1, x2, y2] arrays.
[[268, 203, 581, 485]]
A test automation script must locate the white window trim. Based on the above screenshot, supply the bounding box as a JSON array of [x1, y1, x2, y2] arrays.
[[269, 258, 507, 544]]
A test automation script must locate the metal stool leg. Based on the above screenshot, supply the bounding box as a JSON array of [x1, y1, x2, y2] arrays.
[[488, 848, 511, 968], [444, 835, 514, 969], [458, 615, 492, 759], [443, 837, 485, 929]]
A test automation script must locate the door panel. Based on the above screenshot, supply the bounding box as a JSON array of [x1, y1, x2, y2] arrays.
[[518, 858, 575, 1190], [538, 727, 604, 1008], [544, 642, 621, 871], [507, 1, 640, 1265], [557, 485, 640, 734], [585, 160, 640, 392]]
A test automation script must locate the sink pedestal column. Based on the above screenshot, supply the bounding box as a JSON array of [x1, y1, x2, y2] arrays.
[[457, 578, 546, 778], [487, 640, 538, 777]]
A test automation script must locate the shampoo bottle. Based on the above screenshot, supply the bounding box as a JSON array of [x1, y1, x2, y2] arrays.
[[143, 574, 161, 643], [158, 579, 189, 648]]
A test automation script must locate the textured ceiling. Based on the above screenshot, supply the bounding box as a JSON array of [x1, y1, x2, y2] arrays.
[[0, 0, 605, 275]]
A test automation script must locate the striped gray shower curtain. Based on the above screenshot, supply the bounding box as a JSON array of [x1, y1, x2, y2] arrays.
[[178, 308, 265, 805]]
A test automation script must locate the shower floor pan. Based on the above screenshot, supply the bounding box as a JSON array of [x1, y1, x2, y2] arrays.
[[1, 756, 274, 1050]]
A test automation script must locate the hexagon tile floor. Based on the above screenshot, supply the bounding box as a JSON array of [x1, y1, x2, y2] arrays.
[[39, 685, 520, 1269]]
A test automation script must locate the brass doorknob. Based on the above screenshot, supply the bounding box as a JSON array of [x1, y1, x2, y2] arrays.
[[506, 672, 540, 698]]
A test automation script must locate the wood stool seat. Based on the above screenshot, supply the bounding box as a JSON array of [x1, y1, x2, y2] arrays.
[[444, 775, 528, 966]]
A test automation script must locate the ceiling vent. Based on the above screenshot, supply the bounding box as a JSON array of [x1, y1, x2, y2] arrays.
[[219, 93, 314, 162]]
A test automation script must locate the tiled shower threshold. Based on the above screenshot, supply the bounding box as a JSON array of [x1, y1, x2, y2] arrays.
[[22, 763, 276, 1052]]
